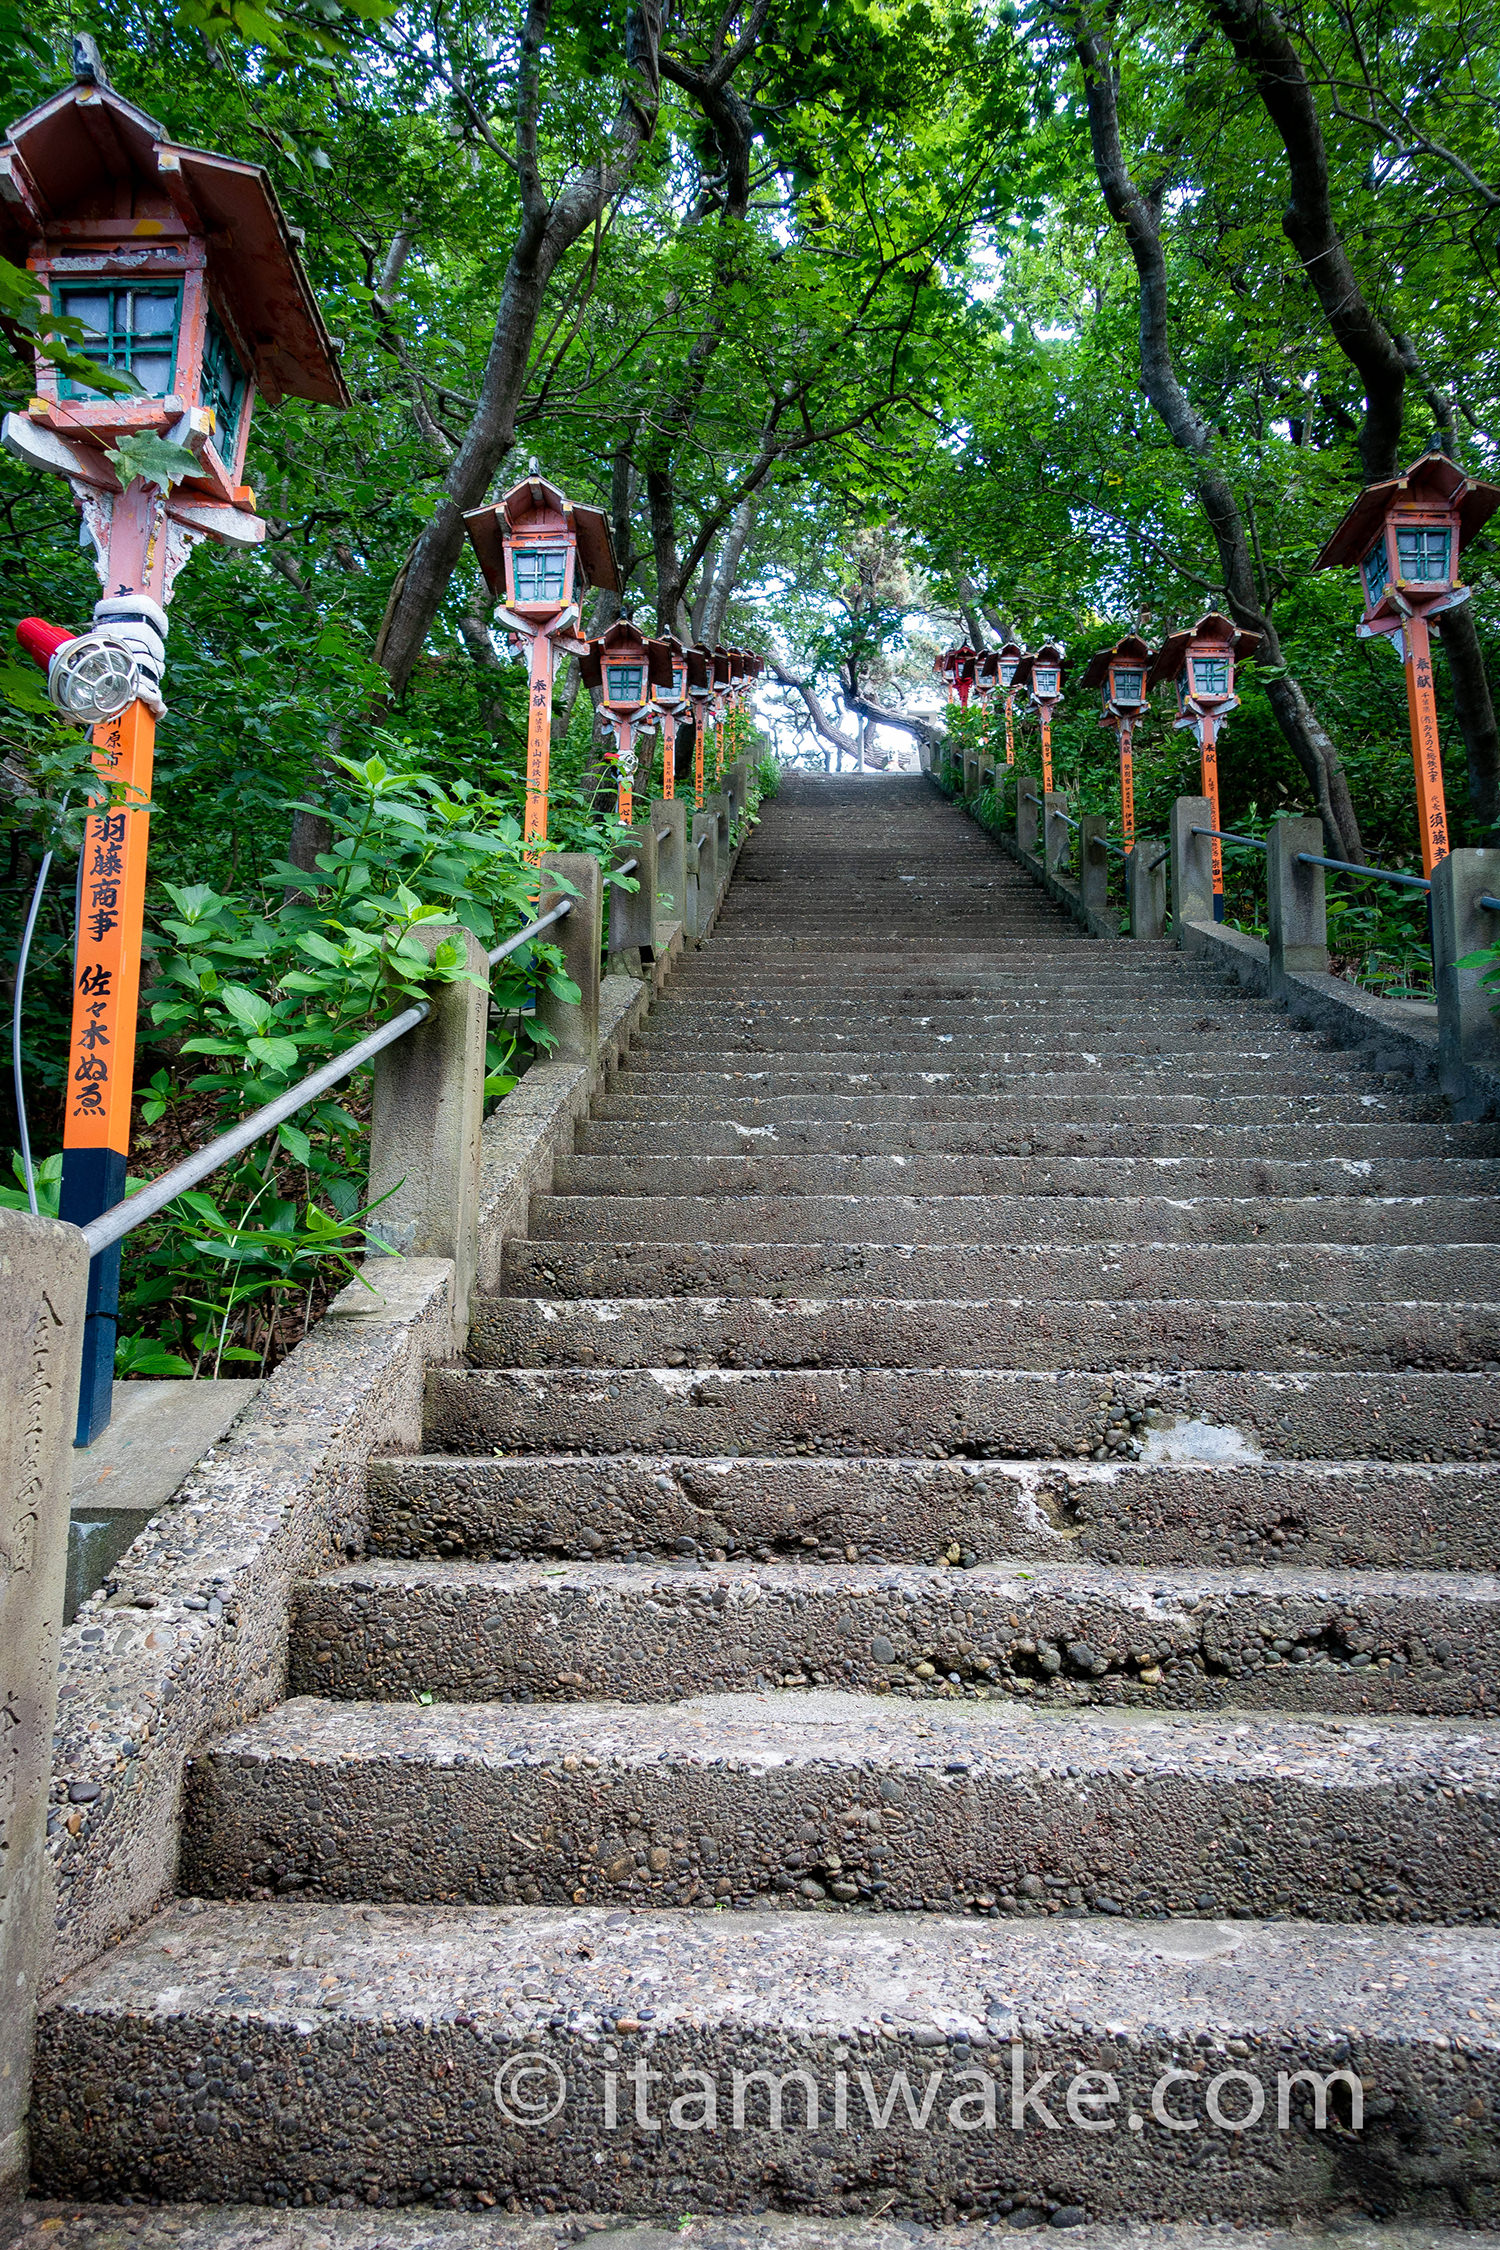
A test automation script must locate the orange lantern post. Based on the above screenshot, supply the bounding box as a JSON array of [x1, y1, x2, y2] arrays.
[[646, 633, 689, 799], [687, 644, 714, 807], [710, 646, 732, 781], [1013, 644, 1066, 794], [463, 473, 618, 856], [998, 641, 1023, 767], [1081, 636, 1152, 851], [1148, 615, 1259, 919], [1316, 454, 1500, 875], [0, 53, 349, 1440]]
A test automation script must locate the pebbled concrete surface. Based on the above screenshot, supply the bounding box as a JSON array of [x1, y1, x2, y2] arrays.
[[288, 1557, 1500, 1717], [423, 1363, 1500, 1463], [182, 1689, 1500, 1923], [30, 1897, 1500, 2217], [363, 1454, 1500, 1573]]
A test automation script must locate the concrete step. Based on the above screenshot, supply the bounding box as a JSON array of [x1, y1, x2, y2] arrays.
[[501, 1236, 1500, 1306], [182, 1689, 1500, 1924], [594, 1089, 1453, 1125], [25, 2211, 1500, 2250], [291, 1556, 1500, 1716], [634, 1032, 1335, 1061], [468, 1294, 1500, 1376], [32, 1895, 1500, 2217], [529, 1194, 1500, 1247], [550, 1154, 1496, 1200], [578, 1118, 1499, 1159], [424, 1361, 1500, 1464], [367, 1450, 1500, 1572], [619, 1058, 1382, 1092], [650, 996, 1287, 1022]]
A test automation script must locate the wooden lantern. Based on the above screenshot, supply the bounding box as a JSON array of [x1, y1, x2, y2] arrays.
[[1081, 635, 1152, 850], [1013, 642, 1066, 793], [1148, 614, 1258, 916], [1317, 453, 1500, 874]]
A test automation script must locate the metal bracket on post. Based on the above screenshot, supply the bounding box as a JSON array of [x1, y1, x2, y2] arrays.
[[1170, 796, 1215, 933], [652, 795, 686, 935], [364, 920, 489, 1346], [1017, 776, 1040, 857], [1043, 791, 1071, 876], [1080, 813, 1108, 919], [608, 822, 657, 974], [1266, 816, 1328, 994], [536, 852, 601, 1064], [1432, 848, 1500, 1097], [1127, 842, 1167, 941]]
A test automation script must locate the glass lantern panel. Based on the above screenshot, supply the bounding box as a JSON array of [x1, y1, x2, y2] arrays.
[[1000, 660, 1018, 687], [1033, 666, 1058, 697], [672, 666, 687, 698], [201, 303, 248, 454], [512, 546, 569, 602], [1395, 526, 1452, 584], [55, 281, 182, 399], [1111, 667, 1144, 705], [1362, 536, 1390, 603], [606, 662, 644, 702], [1191, 655, 1230, 696]]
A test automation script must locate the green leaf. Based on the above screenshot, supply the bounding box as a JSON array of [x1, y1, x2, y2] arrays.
[[105, 431, 204, 493]]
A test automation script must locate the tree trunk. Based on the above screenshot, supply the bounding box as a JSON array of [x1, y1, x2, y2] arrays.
[[1069, 8, 1363, 859]]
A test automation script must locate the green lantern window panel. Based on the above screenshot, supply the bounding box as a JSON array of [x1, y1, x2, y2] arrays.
[[54, 282, 181, 400], [606, 662, 644, 702], [512, 546, 568, 602], [1033, 666, 1059, 697], [1111, 667, 1144, 705], [201, 303, 248, 454], [1191, 655, 1230, 696], [1395, 526, 1452, 584], [1362, 536, 1390, 603], [1000, 661, 1018, 688], [672, 667, 688, 699]]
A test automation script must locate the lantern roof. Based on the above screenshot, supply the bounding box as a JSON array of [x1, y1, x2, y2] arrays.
[[1013, 642, 1066, 693], [1315, 453, 1500, 572], [1147, 614, 1258, 688], [0, 76, 349, 408], [464, 474, 619, 597], [710, 647, 732, 687], [686, 645, 712, 691], [1080, 634, 1152, 692], [646, 636, 678, 689], [975, 651, 1000, 687]]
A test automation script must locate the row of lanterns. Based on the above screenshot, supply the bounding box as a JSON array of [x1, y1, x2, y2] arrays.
[[461, 474, 762, 841], [937, 451, 1499, 911]]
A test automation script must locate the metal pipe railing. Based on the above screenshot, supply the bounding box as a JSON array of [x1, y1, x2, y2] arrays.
[[1193, 826, 1266, 851], [1296, 852, 1430, 892], [1480, 894, 1500, 915], [83, 895, 581, 1259]]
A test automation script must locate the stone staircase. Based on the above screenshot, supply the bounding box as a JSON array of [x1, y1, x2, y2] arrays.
[[31, 773, 1500, 2229]]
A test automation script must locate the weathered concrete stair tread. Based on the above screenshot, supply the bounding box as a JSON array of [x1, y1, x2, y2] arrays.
[[469, 1293, 1500, 1374], [530, 1195, 1500, 1245], [30, 2215, 1498, 2250], [611, 1067, 1403, 1098], [367, 1451, 1500, 1571], [427, 1362, 1500, 1460], [291, 1556, 1500, 1715], [32, 1897, 1500, 2215], [596, 1090, 1457, 1123], [183, 1689, 1500, 1921], [551, 1153, 1500, 1197], [579, 1117, 1500, 1157], [501, 1240, 1500, 1304]]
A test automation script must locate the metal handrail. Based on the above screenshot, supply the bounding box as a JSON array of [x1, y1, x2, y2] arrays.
[[1480, 894, 1500, 914], [1193, 826, 1266, 851], [656, 825, 672, 843], [1053, 808, 1078, 828], [1297, 852, 1430, 893], [1147, 849, 1170, 872], [81, 895, 580, 1260]]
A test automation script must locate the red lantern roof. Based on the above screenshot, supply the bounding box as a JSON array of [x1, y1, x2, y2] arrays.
[[0, 79, 348, 409], [1147, 614, 1258, 689], [1315, 452, 1500, 572], [1080, 634, 1152, 692], [464, 473, 619, 598]]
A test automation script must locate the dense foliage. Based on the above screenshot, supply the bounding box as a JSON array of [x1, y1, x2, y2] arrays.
[[0, 0, 1496, 1366]]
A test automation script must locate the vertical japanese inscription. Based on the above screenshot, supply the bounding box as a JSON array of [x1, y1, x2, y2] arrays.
[[63, 701, 154, 1157]]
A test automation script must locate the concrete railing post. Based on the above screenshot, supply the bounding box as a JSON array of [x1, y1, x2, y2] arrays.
[[706, 788, 731, 876], [1080, 813, 1108, 919], [1170, 795, 1215, 932], [1043, 790, 1071, 877], [1017, 776, 1040, 857], [1, 1210, 87, 2209], [366, 920, 488, 1339], [536, 852, 602, 1064], [608, 822, 657, 974], [1432, 848, 1500, 1094], [1127, 841, 1167, 941], [689, 811, 718, 941], [652, 796, 686, 934], [1266, 816, 1328, 993]]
